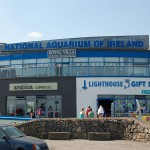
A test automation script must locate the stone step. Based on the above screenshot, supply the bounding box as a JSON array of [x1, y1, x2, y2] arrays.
[[88, 132, 111, 141], [48, 132, 70, 140]]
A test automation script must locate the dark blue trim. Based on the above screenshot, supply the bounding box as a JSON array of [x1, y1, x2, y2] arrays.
[[0, 55, 10, 60], [77, 50, 150, 58], [0, 50, 150, 61]]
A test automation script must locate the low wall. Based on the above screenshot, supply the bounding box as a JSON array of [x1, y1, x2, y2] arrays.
[[15, 118, 150, 142]]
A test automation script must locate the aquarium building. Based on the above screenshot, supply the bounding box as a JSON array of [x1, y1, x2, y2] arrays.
[[0, 35, 149, 118]]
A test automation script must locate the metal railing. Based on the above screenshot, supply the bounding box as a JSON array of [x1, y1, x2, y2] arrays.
[[0, 65, 149, 78]]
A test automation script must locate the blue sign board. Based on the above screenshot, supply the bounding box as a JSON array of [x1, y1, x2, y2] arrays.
[[0, 35, 149, 51]]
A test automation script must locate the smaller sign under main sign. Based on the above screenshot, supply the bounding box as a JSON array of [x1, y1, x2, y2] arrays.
[[142, 90, 150, 94], [9, 83, 58, 91], [48, 49, 76, 58]]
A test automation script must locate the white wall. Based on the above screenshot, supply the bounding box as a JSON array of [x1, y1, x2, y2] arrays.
[[76, 77, 150, 117]]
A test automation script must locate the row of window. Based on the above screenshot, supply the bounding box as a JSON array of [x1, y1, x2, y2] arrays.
[[0, 65, 150, 78], [0, 57, 150, 78], [0, 57, 150, 66]]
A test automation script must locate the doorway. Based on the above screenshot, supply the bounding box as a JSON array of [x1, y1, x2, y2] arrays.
[[47, 96, 62, 118], [97, 99, 113, 117]]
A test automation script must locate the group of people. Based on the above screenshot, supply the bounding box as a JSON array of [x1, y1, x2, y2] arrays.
[[79, 105, 105, 119], [79, 106, 94, 118]]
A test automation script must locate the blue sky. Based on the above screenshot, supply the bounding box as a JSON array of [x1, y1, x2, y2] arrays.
[[0, 0, 150, 43]]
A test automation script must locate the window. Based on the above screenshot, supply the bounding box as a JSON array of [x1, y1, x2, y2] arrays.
[[123, 58, 133, 63], [89, 57, 103, 62], [134, 58, 148, 65], [62, 58, 69, 62], [7, 97, 16, 116], [37, 58, 49, 63], [73, 57, 88, 62], [23, 59, 36, 64], [134, 66, 148, 76], [0, 60, 10, 66], [104, 57, 119, 62], [16, 99, 26, 116], [55, 58, 62, 63], [11, 60, 22, 65], [147, 99, 150, 114]]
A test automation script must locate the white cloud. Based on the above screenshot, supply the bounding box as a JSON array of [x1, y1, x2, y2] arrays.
[[27, 32, 43, 38]]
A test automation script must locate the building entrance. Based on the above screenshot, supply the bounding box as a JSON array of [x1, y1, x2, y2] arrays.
[[97, 99, 113, 117]]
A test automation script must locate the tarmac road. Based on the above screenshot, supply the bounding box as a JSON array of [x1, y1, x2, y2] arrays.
[[45, 139, 150, 150]]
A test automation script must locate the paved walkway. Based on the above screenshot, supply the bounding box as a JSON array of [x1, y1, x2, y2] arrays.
[[45, 139, 150, 150]]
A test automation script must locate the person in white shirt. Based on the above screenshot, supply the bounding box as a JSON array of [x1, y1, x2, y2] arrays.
[[97, 105, 104, 118]]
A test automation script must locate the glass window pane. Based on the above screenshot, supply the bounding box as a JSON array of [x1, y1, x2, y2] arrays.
[[89, 57, 104, 62], [37, 58, 49, 63], [88, 66, 94, 75], [125, 99, 135, 112], [147, 100, 150, 114], [73, 57, 88, 62], [16, 100, 26, 116], [115, 100, 125, 114], [62, 58, 69, 62], [134, 67, 148, 76], [104, 66, 117, 75], [23, 59, 36, 64], [48, 66, 56, 76], [15, 68, 23, 77], [120, 57, 124, 62], [134, 58, 148, 63], [37, 63, 48, 67], [105, 57, 119, 62], [89, 62, 104, 66], [23, 67, 36, 77], [0, 61, 10, 65], [11, 60, 22, 65], [11, 64, 22, 69], [124, 58, 133, 62], [71, 66, 81, 76], [55, 58, 62, 63], [62, 64, 69, 76], [93, 66, 104, 76], [120, 57, 133, 63], [37, 67, 47, 76], [7, 97, 16, 116]]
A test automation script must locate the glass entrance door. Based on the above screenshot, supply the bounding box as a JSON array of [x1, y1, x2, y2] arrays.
[[7, 96, 16, 116], [47, 95, 62, 118], [26, 96, 36, 117], [36, 98, 46, 117], [26, 101, 36, 117], [16, 99, 26, 117]]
